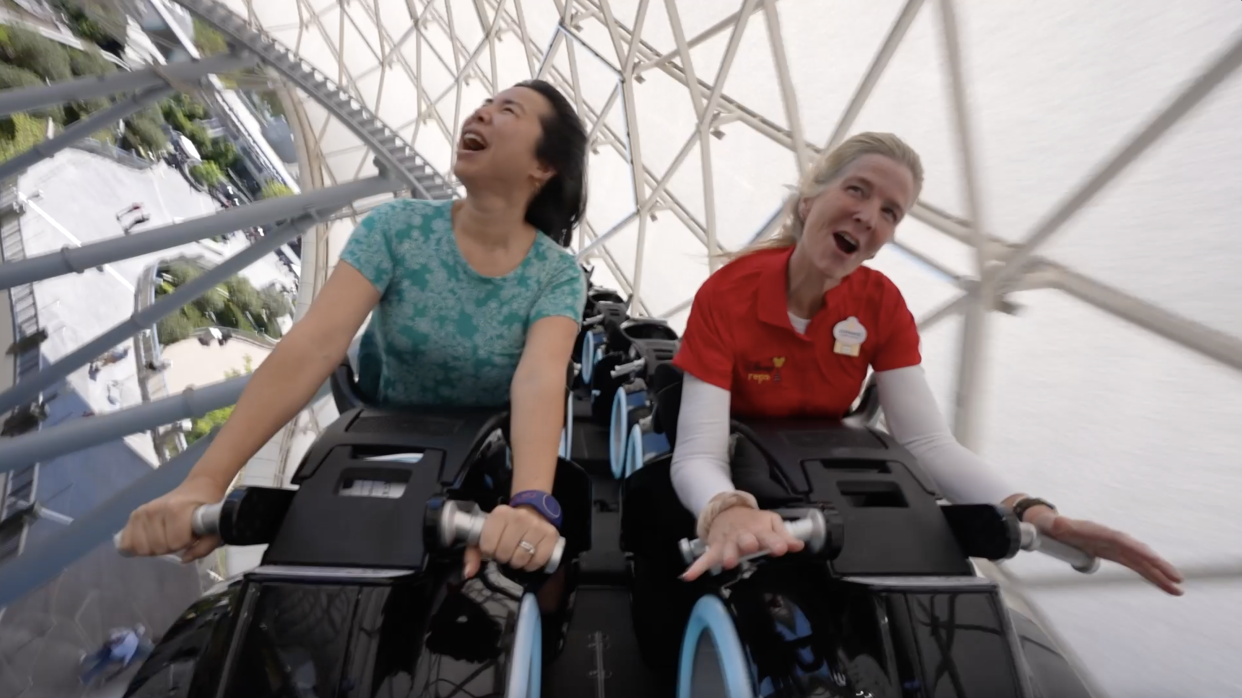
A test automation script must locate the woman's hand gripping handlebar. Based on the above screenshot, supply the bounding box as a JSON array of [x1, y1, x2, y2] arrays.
[[679, 508, 830, 578], [113, 502, 223, 561], [437, 500, 566, 575], [1018, 521, 1099, 573]]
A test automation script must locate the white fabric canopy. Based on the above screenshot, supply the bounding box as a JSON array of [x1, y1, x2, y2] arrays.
[[202, 2, 1242, 695]]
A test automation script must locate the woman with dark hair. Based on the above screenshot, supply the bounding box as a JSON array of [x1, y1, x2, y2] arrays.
[[119, 80, 591, 581]]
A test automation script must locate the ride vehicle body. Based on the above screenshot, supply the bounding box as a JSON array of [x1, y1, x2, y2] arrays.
[[624, 372, 1099, 698], [118, 404, 589, 698]]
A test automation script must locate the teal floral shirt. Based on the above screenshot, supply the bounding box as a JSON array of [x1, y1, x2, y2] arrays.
[[339, 198, 587, 408]]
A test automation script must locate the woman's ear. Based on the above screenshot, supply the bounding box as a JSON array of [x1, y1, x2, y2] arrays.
[[797, 197, 811, 223], [531, 160, 556, 189]]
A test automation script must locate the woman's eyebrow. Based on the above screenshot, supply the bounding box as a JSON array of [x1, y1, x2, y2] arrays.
[[483, 97, 526, 114]]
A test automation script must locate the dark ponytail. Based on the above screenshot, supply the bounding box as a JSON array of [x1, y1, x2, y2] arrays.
[[516, 79, 588, 248]]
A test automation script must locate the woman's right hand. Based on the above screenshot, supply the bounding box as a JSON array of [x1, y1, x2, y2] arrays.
[[681, 505, 805, 582], [117, 476, 226, 563]]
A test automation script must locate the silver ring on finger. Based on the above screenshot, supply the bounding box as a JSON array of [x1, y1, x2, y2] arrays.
[[518, 540, 536, 556]]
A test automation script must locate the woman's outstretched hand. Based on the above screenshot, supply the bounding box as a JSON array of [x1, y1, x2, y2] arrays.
[[681, 506, 805, 582], [117, 476, 225, 563], [1030, 510, 1184, 595], [462, 504, 560, 578]]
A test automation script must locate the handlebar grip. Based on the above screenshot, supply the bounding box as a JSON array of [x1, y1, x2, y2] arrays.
[[678, 508, 828, 575], [610, 358, 646, 380], [113, 502, 225, 560], [1019, 522, 1099, 573], [437, 500, 566, 574]]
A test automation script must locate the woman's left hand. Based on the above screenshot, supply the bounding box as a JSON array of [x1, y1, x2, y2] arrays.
[[1029, 510, 1184, 596], [462, 504, 559, 578]]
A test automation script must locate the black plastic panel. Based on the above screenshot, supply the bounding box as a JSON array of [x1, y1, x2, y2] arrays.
[[733, 418, 968, 577]]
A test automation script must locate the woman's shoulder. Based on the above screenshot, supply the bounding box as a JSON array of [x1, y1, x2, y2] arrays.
[[529, 233, 587, 280], [699, 247, 785, 297], [851, 265, 908, 303]]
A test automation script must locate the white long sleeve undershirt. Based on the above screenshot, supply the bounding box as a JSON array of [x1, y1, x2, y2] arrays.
[[669, 316, 1016, 516]]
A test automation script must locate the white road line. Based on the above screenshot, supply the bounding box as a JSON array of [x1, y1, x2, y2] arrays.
[[18, 194, 136, 293]]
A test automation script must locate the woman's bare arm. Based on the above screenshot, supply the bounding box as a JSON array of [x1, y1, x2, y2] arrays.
[[508, 315, 579, 496], [185, 263, 381, 493]]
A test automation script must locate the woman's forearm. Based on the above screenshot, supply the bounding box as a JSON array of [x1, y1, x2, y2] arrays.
[[875, 366, 1016, 505], [185, 323, 349, 492], [670, 374, 735, 516], [508, 372, 563, 495]]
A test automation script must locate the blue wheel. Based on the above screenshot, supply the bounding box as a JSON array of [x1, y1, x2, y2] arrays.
[[580, 330, 598, 384], [624, 422, 644, 478], [506, 593, 542, 698], [677, 595, 755, 698], [559, 390, 574, 460], [609, 386, 628, 478]]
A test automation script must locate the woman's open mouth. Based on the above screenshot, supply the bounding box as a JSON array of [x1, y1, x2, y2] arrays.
[[833, 231, 859, 255], [459, 131, 488, 153]]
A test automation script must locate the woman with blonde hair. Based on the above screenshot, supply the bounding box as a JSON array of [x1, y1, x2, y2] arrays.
[[667, 132, 1183, 594]]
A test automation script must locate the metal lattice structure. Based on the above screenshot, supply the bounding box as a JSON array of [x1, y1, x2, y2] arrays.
[[0, 1, 1240, 696]]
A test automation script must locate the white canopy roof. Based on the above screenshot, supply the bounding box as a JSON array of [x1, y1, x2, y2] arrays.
[[201, 2, 1242, 694]]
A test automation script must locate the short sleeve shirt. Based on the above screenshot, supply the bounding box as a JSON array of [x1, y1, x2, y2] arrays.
[[672, 246, 921, 418], [338, 198, 587, 408]]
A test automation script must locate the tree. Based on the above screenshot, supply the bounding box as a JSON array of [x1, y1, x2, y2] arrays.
[[156, 312, 196, 345], [67, 45, 115, 77], [163, 261, 203, 287], [260, 180, 294, 199], [122, 110, 168, 154], [0, 115, 46, 165], [0, 25, 73, 83], [193, 18, 228, 57], [207, 138, 238, 170], [0, 64, 64, 125], [187, 356, 255, 446], [191, 287, 227, 318], [259, 286, 293, 320], [225, 277, 262, 313], [190, 161, 224, 187]]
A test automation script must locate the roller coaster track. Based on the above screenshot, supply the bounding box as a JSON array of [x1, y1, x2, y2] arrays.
[[174, 0, 457, 202]]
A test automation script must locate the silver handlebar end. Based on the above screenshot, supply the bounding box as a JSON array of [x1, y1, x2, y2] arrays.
[[1019, 522, 1099, 574]]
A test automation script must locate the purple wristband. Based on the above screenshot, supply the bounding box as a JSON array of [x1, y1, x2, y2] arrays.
[[509, 490, 563, 530]]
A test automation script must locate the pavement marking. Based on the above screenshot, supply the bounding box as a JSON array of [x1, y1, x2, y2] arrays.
[[19, 194, 136, 293]]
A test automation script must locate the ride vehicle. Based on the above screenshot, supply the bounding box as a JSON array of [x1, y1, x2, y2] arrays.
[[622, 366, 1100, 698], [113, 282, 1100, 698]]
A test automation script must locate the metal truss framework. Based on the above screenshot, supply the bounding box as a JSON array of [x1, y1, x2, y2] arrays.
[[0, 1, 1239, 695]]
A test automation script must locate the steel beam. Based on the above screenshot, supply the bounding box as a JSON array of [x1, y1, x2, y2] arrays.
[[0, 176, 398, 291], [1046, 266, 1242, 374], [0, 377, 249, 474], [0, 429, 218, 608], [0, 52, 258, 119], [991, 30, 1242, 292], [0, 86, 175, 182], [0, 218, 301, 415], [938, 0, 992, 448]]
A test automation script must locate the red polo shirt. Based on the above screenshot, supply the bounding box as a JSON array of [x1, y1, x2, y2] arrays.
[[673, 247, 922, 418]]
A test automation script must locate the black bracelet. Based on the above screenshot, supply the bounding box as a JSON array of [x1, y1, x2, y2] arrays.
[[1012, 497, 1057, 523]]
